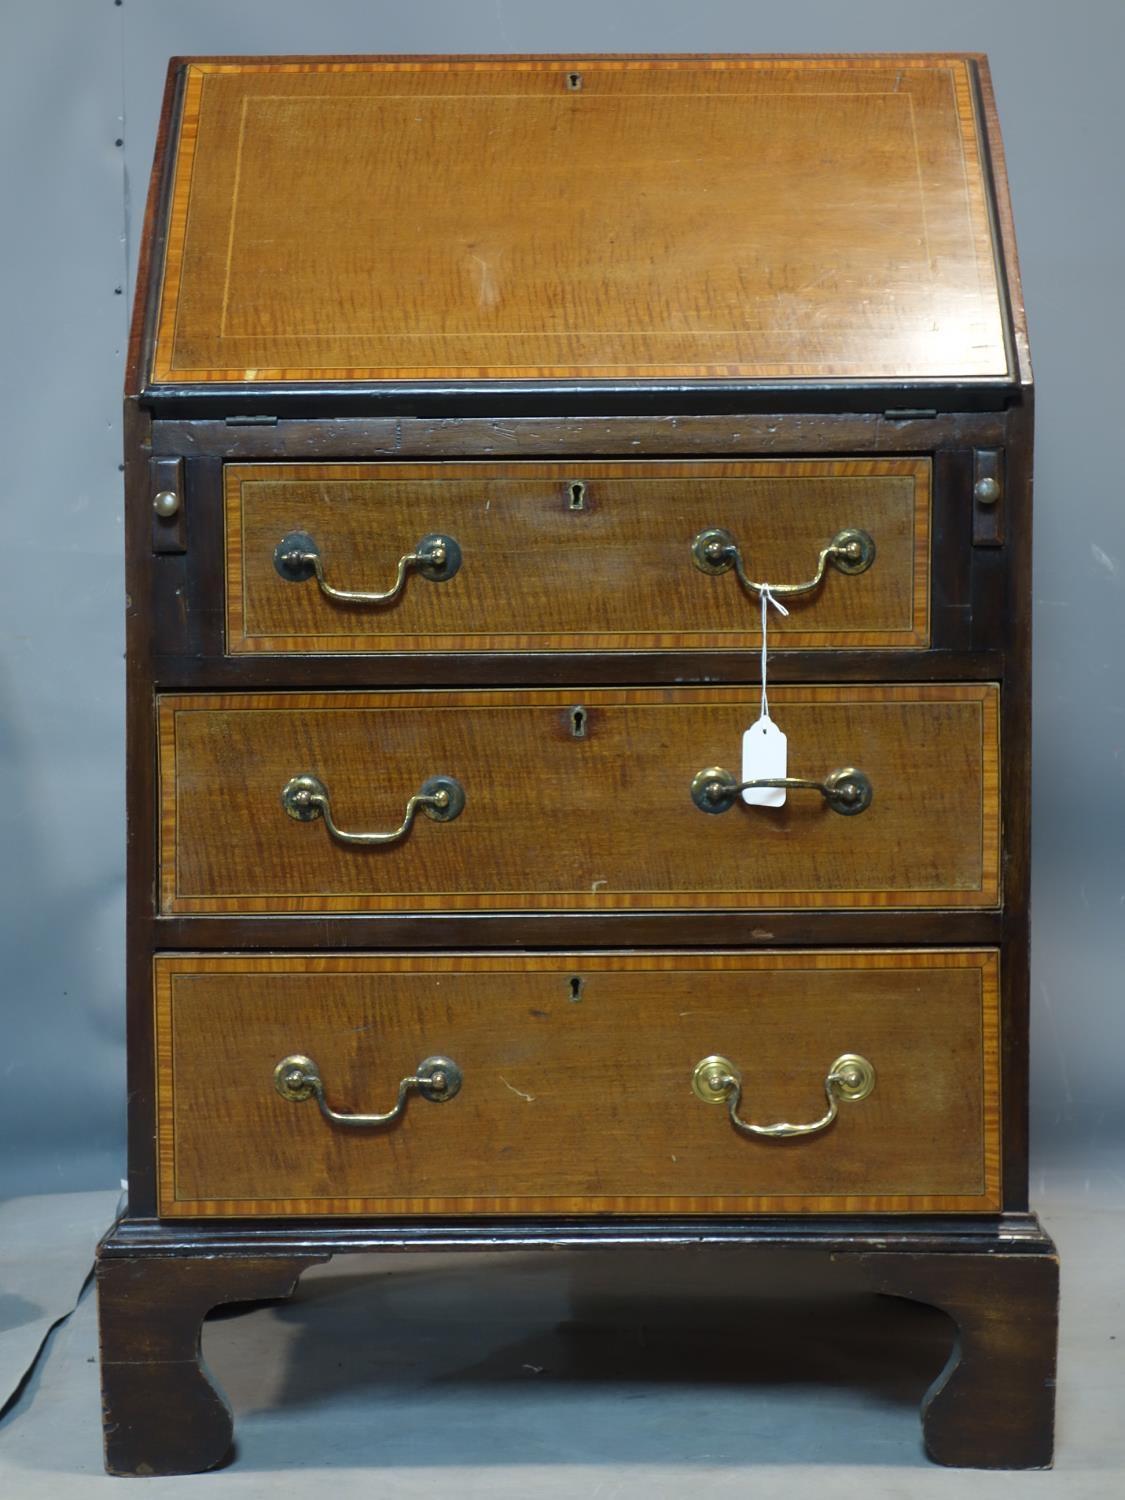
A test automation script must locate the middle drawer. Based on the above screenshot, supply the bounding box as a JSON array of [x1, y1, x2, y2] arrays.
[[159, 684, 999, 914]]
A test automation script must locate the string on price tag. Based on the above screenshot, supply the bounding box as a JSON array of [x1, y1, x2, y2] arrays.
[[757, 585, 788, 721], [741, 585, 789, 806]]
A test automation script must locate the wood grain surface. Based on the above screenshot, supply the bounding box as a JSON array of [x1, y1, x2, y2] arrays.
[[151, 56, 1009, 385], [225, 458, 930, 653], [155, 949, 1001, 1217], [157, 684, 1000, 914]]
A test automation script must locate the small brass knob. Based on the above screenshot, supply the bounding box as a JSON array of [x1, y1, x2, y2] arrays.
[[153, 489, 180, 518], [974, 476, 1001, 506]]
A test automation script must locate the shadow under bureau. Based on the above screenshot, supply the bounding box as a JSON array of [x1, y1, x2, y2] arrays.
[[98, 52, 1057, 1475]]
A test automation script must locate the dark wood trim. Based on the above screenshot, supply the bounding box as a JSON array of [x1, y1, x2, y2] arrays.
[[101, 1212, 1053, 1258], [126, 63, 185, 399], [153, 411, 1009, 460], [150, 912, 1005, 950], [966, 59, 1020, 396], [930, 449, 975, 652], [973, 58, 1032, 390], [141, 378, 1019, 420], [124, 400, 159, 1218], [151, 651, 1005, 692], [152, 456, 221, 663], [994, 393, 1034, 1211]]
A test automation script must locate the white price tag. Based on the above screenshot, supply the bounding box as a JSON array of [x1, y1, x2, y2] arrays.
[[741, 715, 788, 806]]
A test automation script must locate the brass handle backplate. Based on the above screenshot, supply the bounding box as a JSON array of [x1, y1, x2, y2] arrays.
[[274, 1053, 462, 1128], [281, 773, 465, 846], [691, 526, 875, 600], [691, 1053, 875, 1139], [691, 765, 873, 817], [274, 530, 462, 604]]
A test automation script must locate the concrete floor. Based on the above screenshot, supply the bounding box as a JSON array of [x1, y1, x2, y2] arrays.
[[1, 1166, 1121, 1497]]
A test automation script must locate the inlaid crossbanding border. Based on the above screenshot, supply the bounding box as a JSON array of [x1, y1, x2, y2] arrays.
[[224, 458, 931, 654], [154, 948, 1001, 1217], [150, 55, 1010, 385], [157, 683, 1000, 914]]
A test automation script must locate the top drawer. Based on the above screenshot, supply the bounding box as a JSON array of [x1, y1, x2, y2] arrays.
[[225, 459, 930, 654]]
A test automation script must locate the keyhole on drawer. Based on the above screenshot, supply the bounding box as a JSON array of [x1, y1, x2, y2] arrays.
[[569, 976, 585, 1002], [566, 72, 583, 91], [570, 706, 587, 739], [568, 481, 586, 511]]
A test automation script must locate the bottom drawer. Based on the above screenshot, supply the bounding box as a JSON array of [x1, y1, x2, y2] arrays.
[[155, 950, 1001, 1217]]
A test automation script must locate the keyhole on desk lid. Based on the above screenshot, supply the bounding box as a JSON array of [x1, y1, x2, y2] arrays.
[[568, 481, 586, 511], [569, 976, 585, 1002], [570, 706, 587, 739], [566, 72, 583, 91]]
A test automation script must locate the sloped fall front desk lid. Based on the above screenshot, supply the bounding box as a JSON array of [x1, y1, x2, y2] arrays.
[[142, 56, 1018, 391]]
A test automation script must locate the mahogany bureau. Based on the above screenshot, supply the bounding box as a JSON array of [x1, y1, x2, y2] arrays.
[[97, 53, 1058, 1474]]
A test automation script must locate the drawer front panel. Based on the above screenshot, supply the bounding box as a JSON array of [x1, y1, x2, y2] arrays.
[[225, 460, 930, 654], [159, 685, 999, 915], [155, 950, 1001, 1217]]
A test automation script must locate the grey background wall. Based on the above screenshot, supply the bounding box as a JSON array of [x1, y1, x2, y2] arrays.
[[1, 0, 1121, 1197]]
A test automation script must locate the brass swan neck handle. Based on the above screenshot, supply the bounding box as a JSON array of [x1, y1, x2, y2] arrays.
[[274, 1054, 462, 1128], [691, 765, 873, 817], [692, 1053, 876, 1140], [691, 526, 875, 601], [274, 530, 461, 605], [281, 773, 465, 847]]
